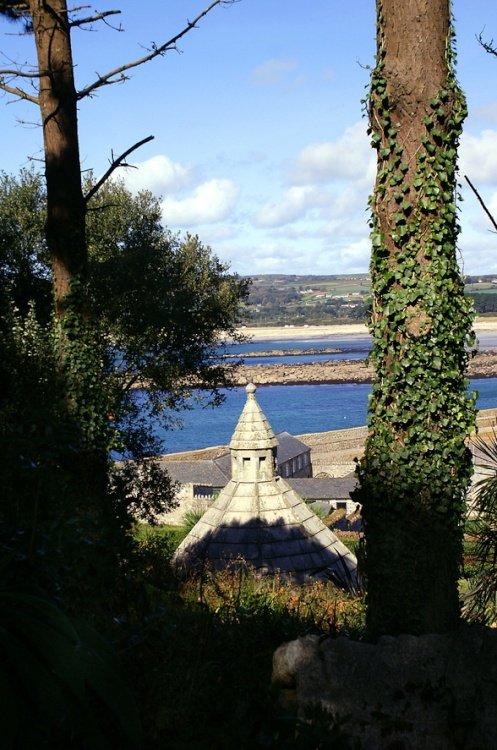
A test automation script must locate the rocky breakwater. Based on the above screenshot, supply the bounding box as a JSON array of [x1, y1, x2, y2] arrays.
[[224, 347, 342, 359], [232, 350, 497, 386]]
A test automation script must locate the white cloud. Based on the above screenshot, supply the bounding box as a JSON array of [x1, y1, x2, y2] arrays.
[[320, 182, 372, 225], [459, 229, 497, 274], [230, 240, 310, 274], [459, 129, 497, 184], [200, 225, 238, 243], [161, 178, 239, 226], [337, 238, 371, 272], [474, 102, 497, 123], [250, 58, 298, 86], [122, 154, 192, 194], [487, 191, 497, 221], [253, 186, 328, 228], [291, 122, 374, 184], [460, 183, 497, 233]]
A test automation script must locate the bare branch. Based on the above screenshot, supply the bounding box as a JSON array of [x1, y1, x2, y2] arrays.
[[86, 201, 120, 213], [465, 175, 497, 233], [0, 67, 44, 78], [77, 0, 233, 99], [477, 29, 497, 58], [69, 9, 121, 28], [17, 117, 41, 128], [0, 80, 38, 104], [85, 134, 155, 203]]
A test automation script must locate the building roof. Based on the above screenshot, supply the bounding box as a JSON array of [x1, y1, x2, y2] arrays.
[[173, 383, 357, 586], [287, 476, 357, 501], [275, 431, 310, 463], [160, 431, 312, 487], [229, 382, 278, 450], [158, 459, 230, 486], [160, 459, 357, 502]]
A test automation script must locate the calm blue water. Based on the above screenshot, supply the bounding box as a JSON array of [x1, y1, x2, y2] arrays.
[[154, 378, 497, 454], [158, 383, 370, 453], [143, 332, 497, 453]]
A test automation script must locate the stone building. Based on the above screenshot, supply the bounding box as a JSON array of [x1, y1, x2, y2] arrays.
[[173, 384, 357, 585]]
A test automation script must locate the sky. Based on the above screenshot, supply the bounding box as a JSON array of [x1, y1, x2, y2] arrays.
[[2, 1, 497, 276]]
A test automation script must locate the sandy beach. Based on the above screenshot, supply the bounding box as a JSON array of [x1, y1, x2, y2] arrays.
[[238, 317, 497, 342], [238, 323, 368, 341]]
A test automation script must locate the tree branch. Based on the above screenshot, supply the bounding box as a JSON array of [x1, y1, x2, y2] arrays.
[[0, 79, 38, 103], [0, 67, 44, 78], [84, 134, 155, 203], [477, 30, 497, 58], [464, 175, 497, 233], [77, 0, 234, 100], [69, 9, 121, 28]]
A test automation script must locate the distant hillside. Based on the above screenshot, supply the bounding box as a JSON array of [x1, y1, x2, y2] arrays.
[[241, 274, 371, 326], [239, 273, 497, 326]]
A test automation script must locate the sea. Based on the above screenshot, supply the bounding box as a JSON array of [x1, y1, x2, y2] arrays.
[[149, 331, 497, 454]]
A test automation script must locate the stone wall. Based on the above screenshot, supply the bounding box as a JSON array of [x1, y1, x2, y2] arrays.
[[273, 627, 497, 750]]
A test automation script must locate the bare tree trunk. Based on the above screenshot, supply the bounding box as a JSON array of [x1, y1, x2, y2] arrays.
[[28, 0, 86, 317], [27, 0, 109, 505], [358, 0, 475, 637]]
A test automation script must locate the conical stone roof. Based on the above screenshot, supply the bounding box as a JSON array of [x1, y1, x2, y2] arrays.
[[173, 384, 357, 586], [229, 382, 278, 450]]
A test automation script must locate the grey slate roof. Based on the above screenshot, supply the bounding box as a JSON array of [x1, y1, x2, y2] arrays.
[[160, 432, 312, 487], [275, 431, 310, 463], [173, 384, 358, 586], [213, 451, 232, 479], [158, 459, 230, 486], [287, 476, 357, 500]]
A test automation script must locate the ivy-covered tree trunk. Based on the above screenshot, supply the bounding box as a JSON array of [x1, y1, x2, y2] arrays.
[[357, 0, 476, 637]]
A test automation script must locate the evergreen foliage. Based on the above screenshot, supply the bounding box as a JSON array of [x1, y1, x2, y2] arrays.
[[0, 167, 247, 608]]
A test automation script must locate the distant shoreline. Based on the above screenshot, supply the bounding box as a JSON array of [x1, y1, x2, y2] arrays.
[[237, 323, 368, 342], [237, 317, 497, 342]]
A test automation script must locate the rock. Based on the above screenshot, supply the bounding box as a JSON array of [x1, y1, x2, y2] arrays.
[[228, 350, 497, 386], [272, 626, 497, 749]]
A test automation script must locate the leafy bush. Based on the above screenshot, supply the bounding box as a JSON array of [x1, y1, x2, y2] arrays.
[[182, 505, 207, 534], [119, 530, 366, 749], [464, 435, 497, 623]]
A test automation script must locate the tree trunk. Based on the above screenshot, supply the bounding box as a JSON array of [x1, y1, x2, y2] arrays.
[[357, 0, 476, 637], [27, 0, 108, 502], [28, 0, 86, 317]]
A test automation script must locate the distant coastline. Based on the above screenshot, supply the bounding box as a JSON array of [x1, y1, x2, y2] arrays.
[[237, 323, 368, 342], [230, 317, 497, 386], [237, 317, 497, 343]]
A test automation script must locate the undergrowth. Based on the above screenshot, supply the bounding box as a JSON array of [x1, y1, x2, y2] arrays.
[[117, 526, 366, 749]]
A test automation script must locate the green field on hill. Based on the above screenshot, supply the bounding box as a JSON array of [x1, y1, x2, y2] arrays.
[[241, 274, 497, 326]]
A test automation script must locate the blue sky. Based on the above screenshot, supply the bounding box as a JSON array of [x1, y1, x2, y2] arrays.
[[2, 1, 497, 276]]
